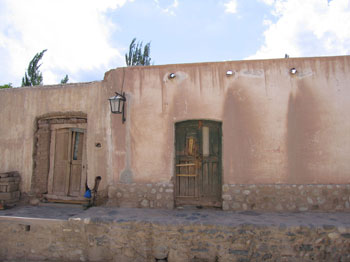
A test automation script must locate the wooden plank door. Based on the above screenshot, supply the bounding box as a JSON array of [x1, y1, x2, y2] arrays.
[[50, 128, 86, 198], [52, 128, 71, 196], [175, 120, 222, 207]]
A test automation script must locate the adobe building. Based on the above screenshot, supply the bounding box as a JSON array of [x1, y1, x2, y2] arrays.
[[1, 55, 350, 211]]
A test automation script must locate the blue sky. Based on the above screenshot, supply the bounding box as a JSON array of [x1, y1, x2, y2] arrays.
[[0, 0, 349, 87]]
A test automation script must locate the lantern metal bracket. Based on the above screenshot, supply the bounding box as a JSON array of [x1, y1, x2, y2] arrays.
[[121, 92, 126, 123]]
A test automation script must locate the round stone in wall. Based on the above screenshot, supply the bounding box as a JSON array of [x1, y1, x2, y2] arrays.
[[154, 245, 168, 260], [141, 199, 149, 208]]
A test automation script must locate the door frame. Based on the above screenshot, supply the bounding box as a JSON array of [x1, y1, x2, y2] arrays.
[[174, 120, 222, 207], [47, 123, 87, 199]]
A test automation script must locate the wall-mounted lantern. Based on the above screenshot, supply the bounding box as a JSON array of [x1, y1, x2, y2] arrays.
[[109, 92, 126, 123]]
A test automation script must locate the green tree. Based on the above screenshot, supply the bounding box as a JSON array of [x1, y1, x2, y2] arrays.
[[60, 74, 69, 84], [125, 38, 152, 66], [22, 49, 47, 87], [0, 83, 12, 89]]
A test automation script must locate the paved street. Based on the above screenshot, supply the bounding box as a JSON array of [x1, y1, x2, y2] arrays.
[[1, 204, 350, 228]]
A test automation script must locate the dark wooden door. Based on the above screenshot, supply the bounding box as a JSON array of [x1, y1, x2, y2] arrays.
[[175, 120, 222, 207]]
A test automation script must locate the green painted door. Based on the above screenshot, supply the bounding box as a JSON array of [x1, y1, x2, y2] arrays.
[[175, 120, 222, 207]]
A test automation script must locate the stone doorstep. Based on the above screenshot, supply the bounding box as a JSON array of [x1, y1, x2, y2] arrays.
[[0, 191, 20, 200]]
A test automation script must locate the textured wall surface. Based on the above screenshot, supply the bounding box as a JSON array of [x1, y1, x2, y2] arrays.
[[1, 56, 350, 210], [1, 207, 350, 262], [222, 184, 350, 212], [105, 56, 350, 187], [107, 182, 174, 209], [0, 81, 113, 193]]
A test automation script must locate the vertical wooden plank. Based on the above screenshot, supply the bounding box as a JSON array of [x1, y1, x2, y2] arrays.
[[179, 165, 182, 196], [52, 129, 70, 196], [209, 162, 212, 196], [211, 162, 214, 196], [191, 162, 196, 197], [200, 122, 222, 202], [206, 162, 209, 196], [47, 129, 56, 194], [202, 162, 207, 196], [213, 162, 218, 197], [69, 131, 84, 196], [80, 130, 87, 195], [185, 163, 188, 196], [64, 130, 72, 196]]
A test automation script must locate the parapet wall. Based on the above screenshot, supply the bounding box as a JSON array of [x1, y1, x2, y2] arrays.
[[1, 208, 350, 262]]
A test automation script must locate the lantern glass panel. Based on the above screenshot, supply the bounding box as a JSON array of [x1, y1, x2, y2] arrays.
[[109, 97, 120, 113], [109, 92, 125, 114]]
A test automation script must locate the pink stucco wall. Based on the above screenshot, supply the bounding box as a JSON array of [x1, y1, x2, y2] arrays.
[[107, 56, 350, 187], [1, 55, 349, 195]]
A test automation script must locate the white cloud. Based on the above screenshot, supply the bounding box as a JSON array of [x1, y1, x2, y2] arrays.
[[259, 0, 275, 5], [247, 0, 350, 60], [153, 0, 179, 16], [0, 0, 131, 86], [224, 0, 238, 14]]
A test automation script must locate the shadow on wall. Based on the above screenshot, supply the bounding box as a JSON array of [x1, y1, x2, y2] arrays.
[[286, 80, 325, 184], [223, 86, 262, 184]]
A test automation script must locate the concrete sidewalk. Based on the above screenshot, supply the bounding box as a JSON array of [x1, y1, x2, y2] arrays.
[[1, 205, 350, 262]]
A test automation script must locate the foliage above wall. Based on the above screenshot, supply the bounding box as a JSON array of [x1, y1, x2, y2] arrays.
[[125, 38, 152, 67], [0, 83, 12, 89], [22, 49, 47, 87], [21, 49, 69, 87]]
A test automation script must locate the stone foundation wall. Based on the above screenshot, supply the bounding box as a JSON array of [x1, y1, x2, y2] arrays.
[[1, 212, 350, 262], [106, 183, 350, 212], [222, 184, 350, 212], [107, 182, 174, 209]]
